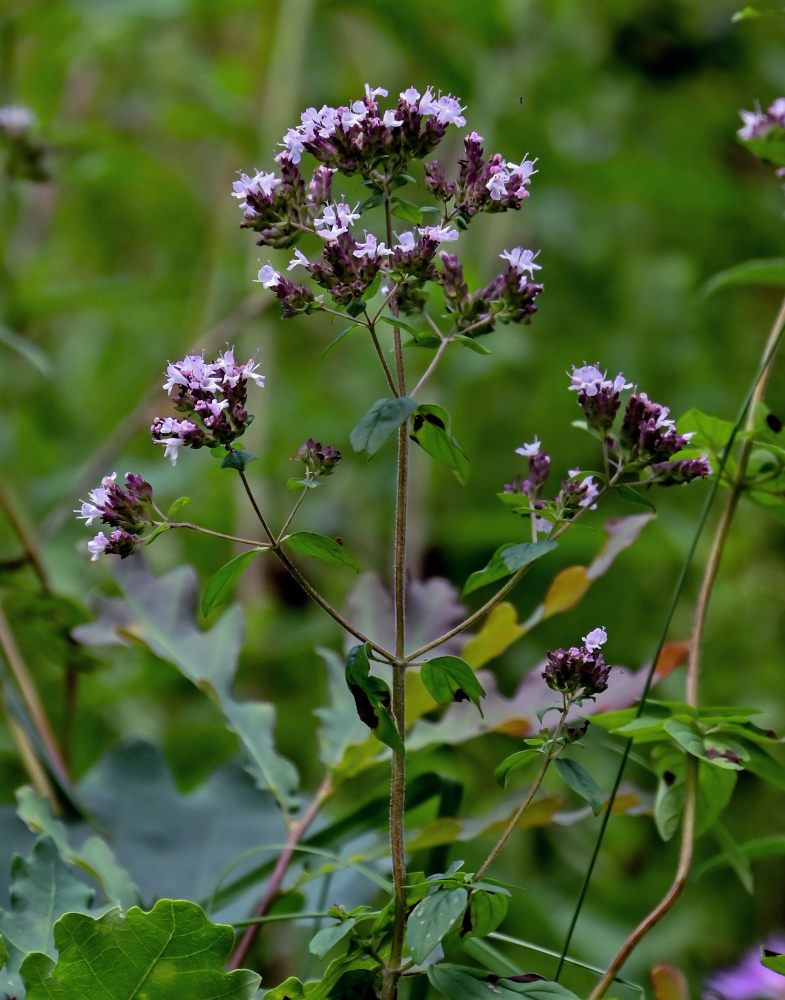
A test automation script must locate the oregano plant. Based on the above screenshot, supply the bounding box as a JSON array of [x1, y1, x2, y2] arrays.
[[3, 80, 785, 1000]]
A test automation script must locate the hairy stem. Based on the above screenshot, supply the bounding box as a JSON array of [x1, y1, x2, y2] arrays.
[[382, 193, 409, 1000], [228, 775, 333, 969]]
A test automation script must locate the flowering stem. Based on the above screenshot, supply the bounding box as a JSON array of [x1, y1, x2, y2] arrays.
[[583, 293, 785, 997], [168, 523, 271, 548], [238, 470, 277, 545], [367, 319, 399, 396], [228, 775, 333, 970], [382, 191, 410, 1000], [474, 702, 570, 882]]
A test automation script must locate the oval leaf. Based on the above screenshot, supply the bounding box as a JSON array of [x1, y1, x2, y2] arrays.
[[554, 757, 604, 815], [463, 540, 557, 596], [350, 396, 418, 459], [201, 548, 264, 616], [463, 889, 509, 939], [421, 656, 485, 714], [494, 748, 541, 787], [411, 404, 471, 484], [282, 531, 359, 571], [406, 887, 467, 965]]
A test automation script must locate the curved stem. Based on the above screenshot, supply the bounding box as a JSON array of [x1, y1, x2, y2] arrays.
[[474, 704, 570, 882], [168, 523, 270, 548], [410, 335, 450, 398], [228, 775, 333, 969]]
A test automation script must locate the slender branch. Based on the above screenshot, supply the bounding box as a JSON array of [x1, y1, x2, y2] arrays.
[[168, 523, 270, 548], [474, 704, 570, 882], [238, 470, 277, 544], [0, 476, 49, 591], [0, 602, 69, 784], [586, 295, 785, 997], [588, 757, 698, 999], [367, 320, 399, 396], [228, 775, 333, 969], [276, 487, 310, 542], [410, 335, 450, 398]]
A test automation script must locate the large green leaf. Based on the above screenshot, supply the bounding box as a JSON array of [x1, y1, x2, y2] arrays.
[[463, 540, 557, 596], [702, 257, 785, 297], [282, 531, 360, 571], [410, 403, 471, 484], [406, 887, 468, 964], [314, 648, 371, 769], [21, 899, 260, 999], [77, 560, 300, 813], [350, 396, 418, 458], [420, 655, 485, 714], [201, 547, 265, 616], [554, 757, 604, 815], [344, 644, 403, 755], [0, 838, 103, 999]]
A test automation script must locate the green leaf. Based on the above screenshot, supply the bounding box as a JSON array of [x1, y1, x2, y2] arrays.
[[453, 334, 491, 354], [15, 787, 138, 911], [463, 889, 508, 939], [410, 404, 471, 484], [420, 656, 485, 714], [0, 322, 53, 377], [221, 449, 256, 470], [165, 495, 191, 518], [615, 484, 657, 512], [263, 976, 307, 999], [740, 133, 785, 168], [322, 323, 362, 359], [428, 965, 580, 999], [201, 547, 264, 616], [463, 540, 557, 596], [405, 887, 468, 964], [345, 298, 367, 318], [379, 315, 423, 336], [676, 408, 735, 456], [761, 953, 785, 975], [344, 644, 404, 755], [493, 749, 541, 787], [702, 257, 785, 297], [286, 476, 323, 491], [21, 899, 261, 999], [309, 917, 356, 958], [350, 396, 419, 459], [712, 822, 754, 894], [314, 648, 371, 770], [282, 531, 359, 571], [85, 561, 300, 813], [554, 757, 604, 815], [391, 197, 423, 225], [739, 739, 785, 789], [0, 838, 104, 999], [664, 718, 706, 758]]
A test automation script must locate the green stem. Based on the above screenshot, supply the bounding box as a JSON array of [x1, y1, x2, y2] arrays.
[[276, 486, 309, 542], [367, 319, 399, 395], [410, 335, 450, 398], [168, 522, 270, 548], [474, 702, 570, 882]]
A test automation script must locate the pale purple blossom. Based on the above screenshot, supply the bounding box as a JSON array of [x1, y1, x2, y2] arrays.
[[288, 248, 310, 271], [486, 169, 510, 201], [88, 533, 110, 561], [703, 938, 785, 1000], [163, 354, 221, 396], [419, 224, 459, 243], [515, 436, 541, 458], [568, 363, 631, 398], [314, 199, 361, 239], [500, 247, 542, 279], [738, 107, 773, 141], [353, 232, 392, 259], [582, 627, 607, 652], [578, 475, 599, 509], [0, 104, 35, 136], [382, 109, 403, 128], [768, 98, 785, 124], [365, 83, 388, 102], [400, 87, 421, 105], [256, 263, 281, 288], [394, 230, 416, 252]]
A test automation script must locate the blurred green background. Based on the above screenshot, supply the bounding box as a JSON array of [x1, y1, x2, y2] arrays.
[[2, 0, 785, 995]]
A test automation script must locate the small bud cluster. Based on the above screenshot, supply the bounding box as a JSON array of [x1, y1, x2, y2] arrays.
[[427, 131, 538, 219], [543, 627, 611, 699], [151, 347, 264, 465], [295, 439, 342, 480], [74, 472, 156, 561]]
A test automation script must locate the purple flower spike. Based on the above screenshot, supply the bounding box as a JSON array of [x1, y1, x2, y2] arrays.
[[543, 627, 611, 698]]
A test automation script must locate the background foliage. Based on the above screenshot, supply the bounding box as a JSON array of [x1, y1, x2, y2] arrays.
[[2, 0, 785, 996]]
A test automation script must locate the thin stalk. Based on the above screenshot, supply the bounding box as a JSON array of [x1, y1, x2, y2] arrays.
[[474, 705, 570, 882], [238, 470, 277, 544], [0, 602, 69, 784], [0, 476, 49, 591], [1, 687, 56, 804], [276, 486, 309, 542], [382, 192, 410, 1000], [168, 523, 270, 548], [368, 321, 399, 395], [580, 295, 785, 996], [410, 335, 450, 398], [228, 775, 333, 969]]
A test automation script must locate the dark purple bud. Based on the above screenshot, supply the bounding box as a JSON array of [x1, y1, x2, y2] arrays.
[[295, 438, 342, 478]]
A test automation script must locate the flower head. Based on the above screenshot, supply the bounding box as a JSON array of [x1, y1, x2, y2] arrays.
[[543, 628, 611, 699]]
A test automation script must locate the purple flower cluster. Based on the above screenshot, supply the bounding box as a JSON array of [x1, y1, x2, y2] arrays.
[[569, 363, 632, 431], [505, 437, 550, 499], [151, 348, 264, 465], [74, 472, 156, 561], [280, 85, 465, 181], [737, 98, 785, 141], [703, 937, 785, 1000], [295, 438, 342, 479], [425, 131, 537, 219], [543, 627, 611, 699], [440, 246, 544, 336]]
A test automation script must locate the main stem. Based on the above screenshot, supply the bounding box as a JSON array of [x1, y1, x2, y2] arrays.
[[383, 193, 409, 1000]]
